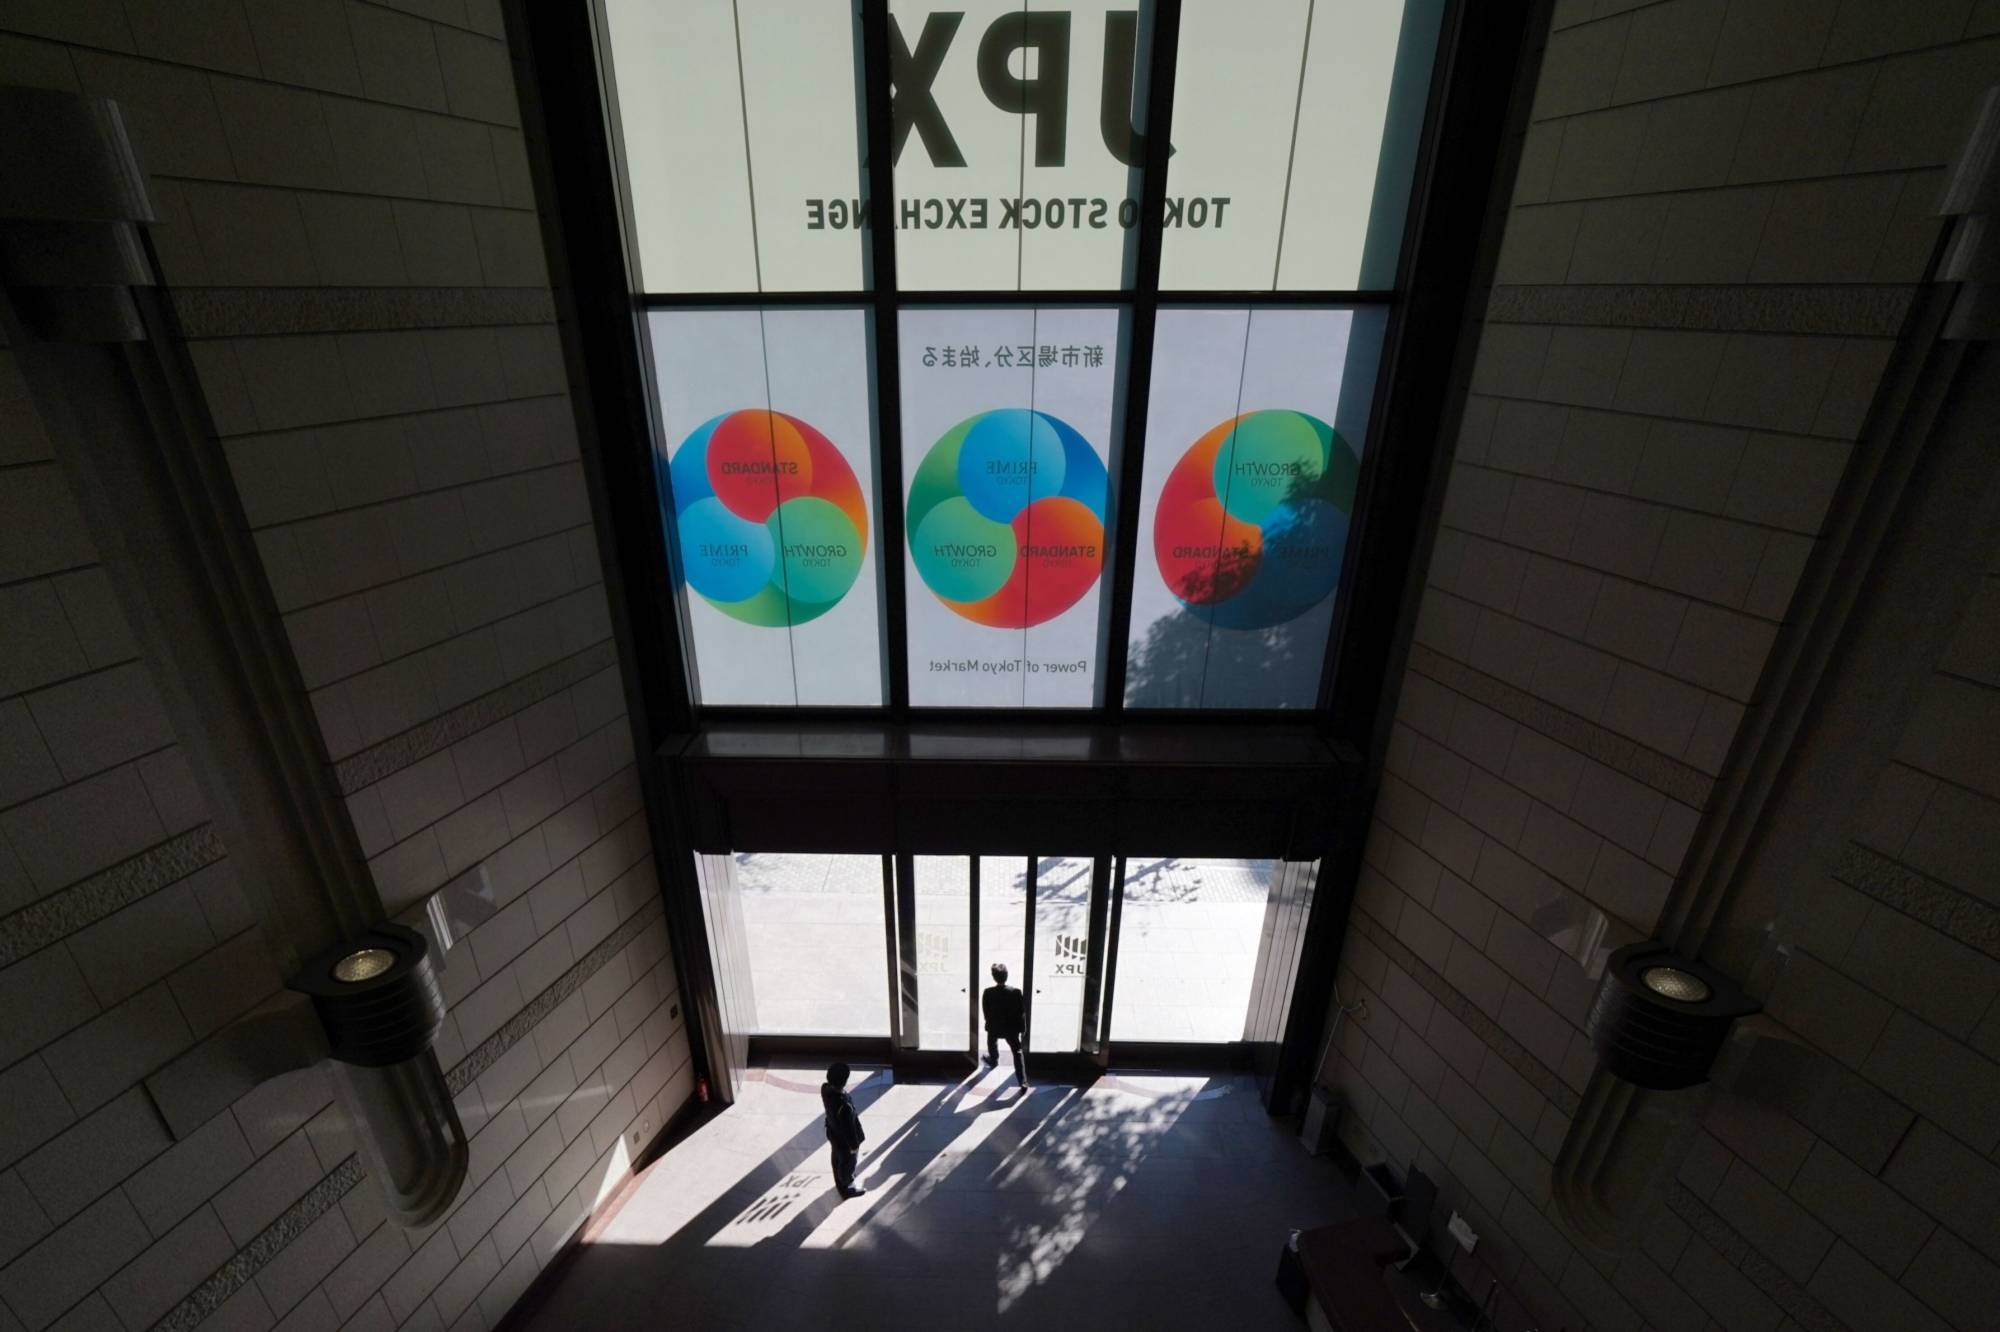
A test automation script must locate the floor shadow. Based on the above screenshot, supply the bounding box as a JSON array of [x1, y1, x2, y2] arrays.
[[516, 1063, 1361, 1330]]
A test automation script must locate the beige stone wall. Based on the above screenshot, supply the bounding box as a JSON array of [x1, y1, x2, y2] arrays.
[[0, 2, 689, 1329], [1325, 2, 2000, 1329]]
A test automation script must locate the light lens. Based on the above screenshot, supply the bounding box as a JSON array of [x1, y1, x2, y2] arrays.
[[1640, 965, 1711, 1003], [332, 947, 395, 983]]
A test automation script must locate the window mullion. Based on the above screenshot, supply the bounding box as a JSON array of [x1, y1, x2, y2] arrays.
[[858, 0, 910, 715], [1099, 0, 1184, 714]]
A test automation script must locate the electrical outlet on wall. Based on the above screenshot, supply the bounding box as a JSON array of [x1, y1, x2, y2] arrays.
[[1448, 1211, 1478, 1253]]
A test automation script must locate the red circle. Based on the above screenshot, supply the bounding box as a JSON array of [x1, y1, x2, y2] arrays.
[[706, 410, 813, 521]]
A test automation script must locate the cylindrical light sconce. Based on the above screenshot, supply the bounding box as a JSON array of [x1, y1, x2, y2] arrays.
[[292, 926, 463, 1223], [294, 925, 447, 1066], [1587, 942, 1760, 1090]]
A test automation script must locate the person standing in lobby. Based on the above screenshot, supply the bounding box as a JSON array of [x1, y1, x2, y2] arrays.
[[821, 1063, 867, 1198], [981, 962, 1027, 1086]]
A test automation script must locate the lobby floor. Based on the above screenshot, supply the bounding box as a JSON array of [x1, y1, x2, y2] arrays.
[[515, 1064, 1359, 1330]]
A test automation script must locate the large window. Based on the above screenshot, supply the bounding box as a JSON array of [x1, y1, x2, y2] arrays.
[[608, 0, 1444, 712], [1109, 857, 1274, 1041], [1162, 2, 1437, 289], [601, 0, 868, 291], [888, 0, 1149, 291]]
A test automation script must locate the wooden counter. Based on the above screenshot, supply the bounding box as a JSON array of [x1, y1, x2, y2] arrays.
[[1294, 1218, 1465, 1332]]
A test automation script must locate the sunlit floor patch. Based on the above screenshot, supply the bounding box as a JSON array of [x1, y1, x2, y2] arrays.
[[534, 1067, 1354, 1330]]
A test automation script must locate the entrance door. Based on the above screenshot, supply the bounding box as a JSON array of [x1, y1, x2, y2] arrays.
[[914, 855, 1103, 1062], [911, 855, 973, 1051], [1027, 856, 1095, 1055], [706, 849, 1316, 1067], [970, 858, 1028, 1059]]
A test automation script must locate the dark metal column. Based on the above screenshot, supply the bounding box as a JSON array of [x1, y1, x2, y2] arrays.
[[1078, 856, 1115, 1059], [1020, 856, 1040, 1052], [880, 854, 904, 1046], [858, 0, 910, 713], [893, 852, 918, 1048], [1098, 859, 1129, 1059], [1099, 0, 1183, 712], [968, 856, 982, 1056]]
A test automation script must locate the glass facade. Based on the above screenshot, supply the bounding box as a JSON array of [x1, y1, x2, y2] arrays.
[[605, 0, 1444, 712]]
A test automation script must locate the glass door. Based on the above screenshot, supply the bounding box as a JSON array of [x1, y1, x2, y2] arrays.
[[702, 849, 1316, 1059], [977, 858, 1030, 1056], [911, 855, 973, 1051], [1028, 856, 1095, 1054]]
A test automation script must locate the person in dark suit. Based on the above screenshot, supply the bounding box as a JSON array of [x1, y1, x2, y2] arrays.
[[981, 962, 1027, 1085], [821, 1063, 866, 1197]]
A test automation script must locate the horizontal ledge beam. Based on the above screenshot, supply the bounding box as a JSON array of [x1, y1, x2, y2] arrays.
[[667, 720, 1364, 859]]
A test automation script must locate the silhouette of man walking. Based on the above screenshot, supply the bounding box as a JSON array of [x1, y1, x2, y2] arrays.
[[981, 962, 1027, 1086], [821, 1062, 866, 1198]]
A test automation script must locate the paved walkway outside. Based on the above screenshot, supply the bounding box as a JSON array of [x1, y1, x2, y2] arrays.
[[734, 856, 1275, 1044], [517, 1064, 1358, 1331]]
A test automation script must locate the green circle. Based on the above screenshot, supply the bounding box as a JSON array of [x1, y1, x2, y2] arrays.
[[912, 497, 1015, 603], [770, 496, 863, 609], [707, 580, 791, 628], [1213, 411, 1329, 526]]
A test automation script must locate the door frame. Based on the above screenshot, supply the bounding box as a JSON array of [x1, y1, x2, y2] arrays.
[[738, 851, 1314, 1086]]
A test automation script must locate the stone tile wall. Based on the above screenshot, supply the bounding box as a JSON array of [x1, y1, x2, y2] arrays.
[[1323, 2, 2000, 1329], [0, 3, 691, 1330]]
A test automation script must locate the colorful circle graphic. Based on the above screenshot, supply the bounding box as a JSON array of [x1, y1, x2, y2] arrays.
[[907, 408, 1108, 629], [668, 409, 868, 627], [1153, 409, 1359, 631]]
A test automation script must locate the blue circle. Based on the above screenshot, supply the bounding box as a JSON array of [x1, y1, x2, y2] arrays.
[[677, 496, 773, 605], [1054, 422, 1109, 513], [668, 415, 721, 512], [957, 408, 1066, 522]]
